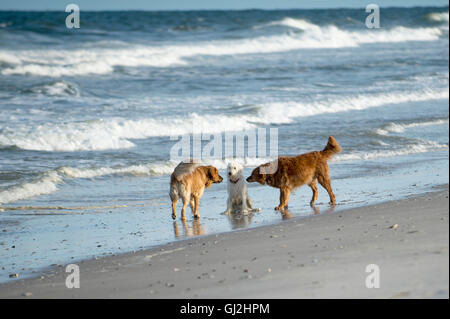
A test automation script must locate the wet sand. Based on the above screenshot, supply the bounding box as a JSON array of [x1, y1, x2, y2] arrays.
[[0, 185, 448, 299]]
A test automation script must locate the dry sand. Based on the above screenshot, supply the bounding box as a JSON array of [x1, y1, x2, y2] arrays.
[[0, 186, 448, 299]]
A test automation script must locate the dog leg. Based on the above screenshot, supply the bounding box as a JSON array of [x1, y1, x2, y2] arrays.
[[318, 175, 336, 205], [193, 195, 200, 219], [189, 198, 195, 214], [309, 179, 318, 207], [241, 194, 250, 214], [244, 196, 254, 213], [244, 188, 253, 210], [181, 197, 188, 220], [246, 194, 261, 213], [171, 199, 177, 220], [170, 187, 178, 219], [246, 196, 253, 209], [275, 188, 290, 211]]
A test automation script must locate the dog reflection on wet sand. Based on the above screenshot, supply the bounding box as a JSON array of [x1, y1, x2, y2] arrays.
[[225, 211, 256, 229], [278, 204, 336, 220], [173, 219, 204, 238]]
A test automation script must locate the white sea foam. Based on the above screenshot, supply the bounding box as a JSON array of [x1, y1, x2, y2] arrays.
[[58, 162, 178, 179], [0, 52, 21, 64], [426, 12, 449, 23], [0, 21, 444, 77], [29, 81, 80, 97], [57, 157, 272, 180], [261, 17, 323, 32], [334, 140, 448, 162], [0, 89, 447, 152], [374, 119, 449, 135], [0, 171, 62, 204], [258, 89, 449, 125]]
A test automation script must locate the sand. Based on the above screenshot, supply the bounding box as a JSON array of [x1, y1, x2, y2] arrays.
[[0, 186, 448, 299]]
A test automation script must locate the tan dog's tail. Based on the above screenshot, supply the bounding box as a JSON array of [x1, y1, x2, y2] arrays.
[[321, 136, 341, 159]]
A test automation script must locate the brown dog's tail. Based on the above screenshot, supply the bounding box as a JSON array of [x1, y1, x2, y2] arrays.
[[321, 136, 341, 159]]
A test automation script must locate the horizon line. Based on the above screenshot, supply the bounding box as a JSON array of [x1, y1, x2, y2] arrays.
[[0, 4, 448, 12]]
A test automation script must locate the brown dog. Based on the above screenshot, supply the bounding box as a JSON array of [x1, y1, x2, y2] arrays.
[[246, 136, 341, 210], [170, 161, 223, 220]]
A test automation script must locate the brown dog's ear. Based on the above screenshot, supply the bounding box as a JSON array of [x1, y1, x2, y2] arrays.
[[207, 166, 215, 178], [205, 166, 215, 188], [257, 164, 270, 185], [259, 172, 266, 185]]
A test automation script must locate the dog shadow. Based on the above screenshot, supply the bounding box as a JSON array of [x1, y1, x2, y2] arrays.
[[173, 219, 205, 238]]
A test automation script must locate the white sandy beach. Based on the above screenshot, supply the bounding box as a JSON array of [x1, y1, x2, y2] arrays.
[[0, 185, 447, 299]]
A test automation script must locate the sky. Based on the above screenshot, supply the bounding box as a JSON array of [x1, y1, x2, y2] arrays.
[[0, 0, 448, 11]]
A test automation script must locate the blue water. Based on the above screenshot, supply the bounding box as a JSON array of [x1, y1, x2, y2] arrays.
[[0, 7, 448, 282]]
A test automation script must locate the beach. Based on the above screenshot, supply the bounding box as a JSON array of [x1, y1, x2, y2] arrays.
[[0, 185, 447, 299]]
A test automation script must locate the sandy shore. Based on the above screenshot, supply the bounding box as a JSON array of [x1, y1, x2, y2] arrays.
[[0, 185, 448, 299]]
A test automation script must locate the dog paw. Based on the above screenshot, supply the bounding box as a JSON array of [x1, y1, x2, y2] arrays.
[[194, 214, 200, 219], [171, 213, 177, 220], [221, 210, 231, 215]]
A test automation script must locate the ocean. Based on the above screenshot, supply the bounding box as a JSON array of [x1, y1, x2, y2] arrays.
[[0, 7, 448, 282]]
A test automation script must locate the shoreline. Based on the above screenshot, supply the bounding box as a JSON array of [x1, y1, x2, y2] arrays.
[[0, 184, 448, 298], [0, 149, 447, 284]]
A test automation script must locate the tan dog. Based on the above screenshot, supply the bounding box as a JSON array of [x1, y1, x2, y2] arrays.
[[246, 136, 341, 210], [170, 161, 223, 220]]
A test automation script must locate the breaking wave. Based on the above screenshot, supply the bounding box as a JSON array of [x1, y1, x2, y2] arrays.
[[374, 118, 449, 135], [0, 19, 445, 77], [0, 171, 62, 205], [26, 81, 80, 97], [425, 11, 449, 23], [335, 140, 448, 162], [0, 88, 447, 152]]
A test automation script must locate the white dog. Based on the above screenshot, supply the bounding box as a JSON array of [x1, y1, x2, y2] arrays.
[[223, 162, 259, 215]]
